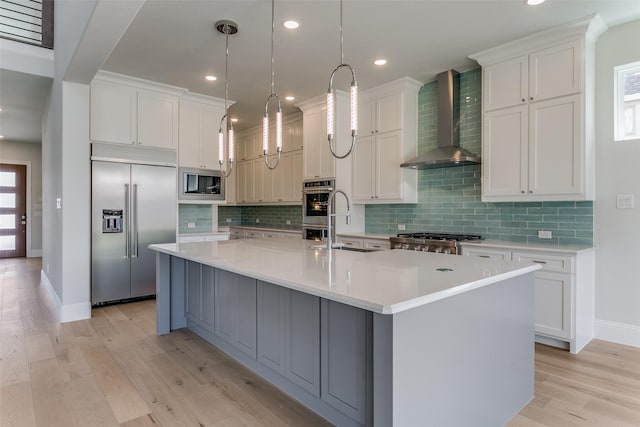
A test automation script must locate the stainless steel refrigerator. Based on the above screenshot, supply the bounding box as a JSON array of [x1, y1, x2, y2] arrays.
[[91, 161, 176, 305]]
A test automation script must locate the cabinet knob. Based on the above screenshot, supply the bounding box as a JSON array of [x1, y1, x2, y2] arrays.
[[530, 97, 534, 101], [529, 190, 533, 194], [522, 98, 526, 103], [521, 190, 526, 194]]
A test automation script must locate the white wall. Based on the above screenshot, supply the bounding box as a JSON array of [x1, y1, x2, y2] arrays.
[[595, 18, 640, 347], [40, 0, 145, 322], [0, 140, 43, 254]]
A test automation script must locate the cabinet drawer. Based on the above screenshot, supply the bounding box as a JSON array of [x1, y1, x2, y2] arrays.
[[363, 238, 390, 250], [245, 230, 261, 238], [262, 231, 281, 238], [336, 237, 364, 248], [462, 247, 512, 260], [513, 252, 574, 273]]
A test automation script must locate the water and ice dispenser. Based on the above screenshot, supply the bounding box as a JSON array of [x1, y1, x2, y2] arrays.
[[102, 209, 123, 233]]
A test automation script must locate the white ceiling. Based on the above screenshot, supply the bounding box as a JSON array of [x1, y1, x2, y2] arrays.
[[2, 0, 640, 143], [102, 0, 640, 130]]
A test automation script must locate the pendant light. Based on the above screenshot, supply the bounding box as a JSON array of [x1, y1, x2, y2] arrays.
[[263, 0, 282, 170], [217, 20, 237, 178], [326, 0, 357, 159]]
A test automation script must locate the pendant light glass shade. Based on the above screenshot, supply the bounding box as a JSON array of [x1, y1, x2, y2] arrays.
[[326, 0, 357, 159], [263, 0, 282, 170], [216, 20, 237, 178]]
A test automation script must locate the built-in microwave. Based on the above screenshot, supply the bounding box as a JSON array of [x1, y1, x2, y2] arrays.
[[179, 167, 225, 201]]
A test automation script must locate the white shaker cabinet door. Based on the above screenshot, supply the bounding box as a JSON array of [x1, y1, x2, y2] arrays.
[[482, 105, 529, 199], [533, 271, 572, 339], [529, 39, 582, 103], [483, 55, 528, 112], [137, 91, 178, 149], [90, 80, 136, 144], [352, 135, 375, 201], [376, 130, 402, 200], [375, 91, 403, 134], [528, 95, 582, 197], [178, 101, 202, 168]]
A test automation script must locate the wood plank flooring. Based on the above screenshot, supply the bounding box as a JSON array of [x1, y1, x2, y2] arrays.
[[1, 257, 639, 427]]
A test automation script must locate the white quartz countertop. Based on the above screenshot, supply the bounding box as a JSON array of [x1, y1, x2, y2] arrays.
[[459, 240, 595, 255], [150, 238, 540, 315]]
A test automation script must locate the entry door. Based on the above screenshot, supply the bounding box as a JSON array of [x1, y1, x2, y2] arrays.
[[0, 164, 27, 258]]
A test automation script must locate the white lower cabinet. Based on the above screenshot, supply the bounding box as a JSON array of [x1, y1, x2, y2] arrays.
[[336, 236, 391, 250], [461, 243, 594, 353]]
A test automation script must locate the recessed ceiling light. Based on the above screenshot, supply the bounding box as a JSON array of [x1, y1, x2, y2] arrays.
[[231, 118, 238, 122], [374, 59, 387, 66], [283, 20, 300, 30], [285, 96, 295, 101], [525, 0, 545, 5], [205, 75, 217, 81]]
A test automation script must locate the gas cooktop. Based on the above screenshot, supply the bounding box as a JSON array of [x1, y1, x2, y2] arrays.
[[390, 232, 482, 254], [395, 232, 482, 242]]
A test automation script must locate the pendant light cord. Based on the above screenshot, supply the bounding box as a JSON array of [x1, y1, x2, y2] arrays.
[[339, 0, 344, 65], [224, 23, 229, 113], [270, 0, 275, 95]]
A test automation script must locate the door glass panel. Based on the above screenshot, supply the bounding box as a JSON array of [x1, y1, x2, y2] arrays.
[[0, 214, 15, 229], [0, 172, 16, 187], [0, 235, 15, 251], [0, 194, 16, 208]]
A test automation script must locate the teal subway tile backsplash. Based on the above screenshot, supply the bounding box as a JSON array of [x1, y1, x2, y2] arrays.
[[179, 204, 213, 234], [365, 68, 593, 246], [219, 205, 302, 230]]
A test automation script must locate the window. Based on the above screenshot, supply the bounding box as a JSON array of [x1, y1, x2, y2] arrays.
[[615, 61, 640, 142]]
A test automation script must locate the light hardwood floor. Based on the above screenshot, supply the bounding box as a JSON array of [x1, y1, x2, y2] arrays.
[[1, 257, 639, 427]]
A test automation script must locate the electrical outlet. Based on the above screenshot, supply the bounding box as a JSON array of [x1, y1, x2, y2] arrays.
[[398, 224, 406, 231], [46, 264, 50, 274], [255, 218, 260, 223], [616, 194, 635, 209], [226, 218, 232, 223], [187, 222, 196, 229], [56, 197, 61, 209], [538, 230, 552, 239], [286, 220, 291, 225]]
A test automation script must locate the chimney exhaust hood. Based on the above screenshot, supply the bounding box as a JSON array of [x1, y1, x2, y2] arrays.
[[401, 70, 480, 170]]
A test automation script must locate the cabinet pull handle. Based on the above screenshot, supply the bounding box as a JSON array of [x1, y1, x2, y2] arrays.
[[479, 255, 491, 258], [532, 260, 547, 264]]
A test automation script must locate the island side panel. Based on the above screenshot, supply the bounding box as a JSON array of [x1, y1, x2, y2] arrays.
[[170, 255, 187, 331], [384, 272, 535, 427], [156, 252, 171, 334]]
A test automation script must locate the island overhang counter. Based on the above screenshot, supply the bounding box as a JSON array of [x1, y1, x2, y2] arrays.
[[150, 238, 540, 427]]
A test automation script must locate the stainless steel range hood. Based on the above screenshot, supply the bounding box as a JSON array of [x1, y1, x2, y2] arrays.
[[401, 70, 480, 170]]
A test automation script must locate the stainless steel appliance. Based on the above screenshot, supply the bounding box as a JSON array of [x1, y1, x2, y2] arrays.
[[390, 232, 481, 255], [302, 179, 334, 226], [179, 167, 224, 201], [91, 161, 176, 305], [302, 225, 328, 241]]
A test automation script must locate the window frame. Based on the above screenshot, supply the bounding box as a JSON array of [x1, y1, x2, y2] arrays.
[[614, 61, 640, 142]]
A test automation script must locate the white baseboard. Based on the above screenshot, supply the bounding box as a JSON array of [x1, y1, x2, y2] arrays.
[[29, 249, 43, 257], [40, 270, 91, 323], [40, 269, 61, 320], [595, 319, 640, 348]]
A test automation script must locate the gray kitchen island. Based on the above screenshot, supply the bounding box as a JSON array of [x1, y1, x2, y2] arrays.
[[150, 238, 540, 427]]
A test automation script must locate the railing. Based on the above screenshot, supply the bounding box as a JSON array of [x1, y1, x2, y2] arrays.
[[0, 0, 53, 48]]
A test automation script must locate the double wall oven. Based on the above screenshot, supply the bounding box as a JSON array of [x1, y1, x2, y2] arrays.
[[302, 179, 334, 241]]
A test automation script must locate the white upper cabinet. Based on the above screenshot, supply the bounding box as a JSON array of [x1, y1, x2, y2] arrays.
[[297, 97, 336, 180], [90, 71, 185, 150], [179, 95, 226, 170], [351, 77, 421, 204], [231, 114, 303, 205], [360, 91, 403, 136], [470, 14, 607, 202]]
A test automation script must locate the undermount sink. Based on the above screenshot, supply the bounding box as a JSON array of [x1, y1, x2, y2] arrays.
[[308, 244, 380, 253]]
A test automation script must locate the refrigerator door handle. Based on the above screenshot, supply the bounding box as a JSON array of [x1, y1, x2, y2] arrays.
[[132, 184, 139, 258], [124, 184, 130, 259]]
